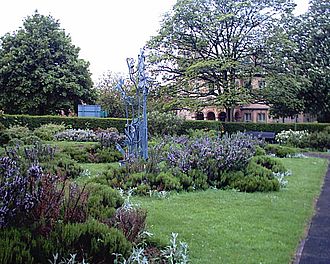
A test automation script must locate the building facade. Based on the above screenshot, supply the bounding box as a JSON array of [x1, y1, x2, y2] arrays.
[[176, 77, 317, 123]]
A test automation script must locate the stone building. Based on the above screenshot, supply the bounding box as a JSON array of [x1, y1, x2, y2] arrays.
[[176, 76, 316, 123]]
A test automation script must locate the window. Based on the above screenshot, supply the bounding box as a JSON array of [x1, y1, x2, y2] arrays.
[[257, 113, 266, 122], [244, 113, 252, 122], [258, 80, 266, 89], [196, 112, 204, 120], [206, 111, 216, 120]]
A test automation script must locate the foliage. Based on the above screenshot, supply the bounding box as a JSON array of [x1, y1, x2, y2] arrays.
[[307, 129, 330, 151], [261, 74, 307, 119], [0, 11, 95, 115], [147, 0, 294, 119], [94, 71, 126, 118], [87, 183, 123, 221], [109, 196, 147, 244], [275, 129, 310, 147], [0, 228, 35, 264], [1, 114, 330, 136], [60, 219, 132, 263], [96, 127, 126, 148], [148, 111, 185, 136], [33, 123, 66, 141], [0, 114, 127, 131], [264, 144, 297, 158], [55, 129, 98, 142], [22, 135, 42, 145], [0, 125, 31, 144], [293, 0, 330, 122]]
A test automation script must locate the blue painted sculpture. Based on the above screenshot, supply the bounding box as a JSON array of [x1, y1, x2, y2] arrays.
[[116, 49, 150, 160]]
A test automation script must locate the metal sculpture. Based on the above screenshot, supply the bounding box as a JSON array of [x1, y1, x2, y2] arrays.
[[116, 49, 150, 160]]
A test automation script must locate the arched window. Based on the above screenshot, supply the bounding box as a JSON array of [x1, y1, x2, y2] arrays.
[[206, 111, 216, 120], [195, 112, 204, 120], [218, 112, 227, 122]]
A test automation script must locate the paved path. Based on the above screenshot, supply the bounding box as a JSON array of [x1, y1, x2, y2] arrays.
[[295, 153, 330, 264]]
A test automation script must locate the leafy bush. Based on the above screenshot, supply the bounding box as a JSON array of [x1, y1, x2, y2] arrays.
[[307, 129, 330, 151], [96, 127, 126, 148], [0, 125, 31, 144], [0, 114, 127, 131], [109, 203, 147, 244], [54, 157, 84, 179], [60, 219, 132, 263], [33, 123, 66, 141], [166, 132, 258, 181], [275, 129, 310, 147], [94, 147, 122, 163], [22, 135, 42, 145], [87, 183, 123, 221], [0, 228, 34, 264], [264, 144, 298, 158], [148, 111, 185, 136]]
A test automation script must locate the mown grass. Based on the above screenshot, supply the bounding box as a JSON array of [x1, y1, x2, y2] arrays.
[[134, 157, 328, 264]]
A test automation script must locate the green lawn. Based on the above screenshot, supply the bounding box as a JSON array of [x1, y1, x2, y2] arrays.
[[134, 157, 328, 264]]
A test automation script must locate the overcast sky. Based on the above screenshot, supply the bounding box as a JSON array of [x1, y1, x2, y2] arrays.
[[0, 0, 309, 82]]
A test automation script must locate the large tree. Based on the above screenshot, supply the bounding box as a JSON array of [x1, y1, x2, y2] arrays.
[[259, 0, 330, 122], [147, 0, 295, 120], [293, 0, 330, 122], [0, 11, 95, 115]]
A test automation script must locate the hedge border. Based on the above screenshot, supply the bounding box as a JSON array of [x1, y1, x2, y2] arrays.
[[0, 114, 127, 131], [0, 114, 329, 134], [181, 120, 330, 134]]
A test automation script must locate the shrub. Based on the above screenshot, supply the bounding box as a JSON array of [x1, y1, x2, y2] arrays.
[[229, 174, 280, 192], [7, 138, 24, 146], [94, 147, 122, 163], [275, 129, 310, 147], [54, 129, 98, 142], [307, 129, 330, 151], [22, 135, 42, 145], [166, 132, 258, 181], [60, 219, 132, 263], [61, 144, 91, 163], [0, 228, 34, 264], [95, 128, 126, 148], [54, 157, 84, 179], [264, 144, 297, 158], [109, 205, 147, 244], [156, 171, 182, 191], [148, 111, 185, 136], [33, 123, 66, 141], [87, 183, 123, 221]]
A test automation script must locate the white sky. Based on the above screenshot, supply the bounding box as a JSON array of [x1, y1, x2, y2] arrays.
[[0, 0, 309, 82]]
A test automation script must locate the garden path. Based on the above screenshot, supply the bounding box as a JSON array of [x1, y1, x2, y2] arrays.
[[295, 153, 330, 264]]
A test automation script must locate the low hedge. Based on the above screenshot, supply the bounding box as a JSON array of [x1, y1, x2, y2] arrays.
[[0, 114, 127, 131], [181, 120, 329, 134], [0, 114, 329, 135]]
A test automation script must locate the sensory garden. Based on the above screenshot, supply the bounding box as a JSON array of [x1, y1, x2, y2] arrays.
[[0, 118, 329, 263]]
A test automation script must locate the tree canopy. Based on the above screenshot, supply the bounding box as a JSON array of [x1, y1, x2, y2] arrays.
[[294, 0, 330, 122], [94, 71, 126, 118], [0, 11, 96, 115], [147, 0, 295, 119]]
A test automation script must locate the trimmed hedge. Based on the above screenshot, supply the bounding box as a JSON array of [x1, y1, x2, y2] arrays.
[[0, 114, 329, 135], [0, 114, 127, 131], [180, 120, 329, 134]]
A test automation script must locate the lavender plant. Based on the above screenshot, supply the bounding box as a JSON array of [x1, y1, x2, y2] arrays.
[[166, 132, 258, 182]]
